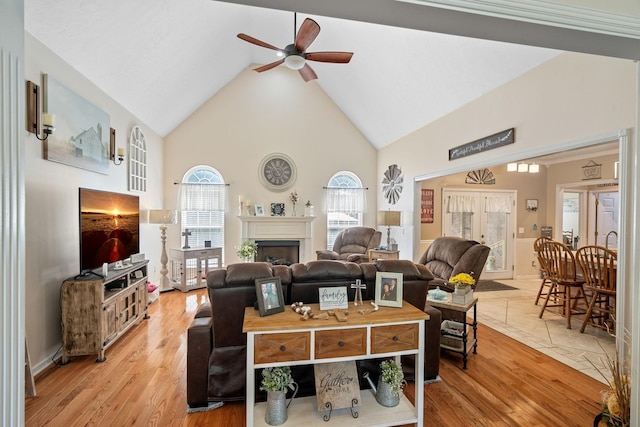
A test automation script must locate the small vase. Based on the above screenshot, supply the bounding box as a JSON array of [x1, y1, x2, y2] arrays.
[[291, 203, 296, 217], [265, 384, 298, 426]]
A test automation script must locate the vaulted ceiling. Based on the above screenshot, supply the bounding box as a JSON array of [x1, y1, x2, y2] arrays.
[[27, 0, 633, 149]]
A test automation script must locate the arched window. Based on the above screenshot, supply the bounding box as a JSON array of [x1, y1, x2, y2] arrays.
[[325, 171, 366, 250], [179, 166, 226, 258]]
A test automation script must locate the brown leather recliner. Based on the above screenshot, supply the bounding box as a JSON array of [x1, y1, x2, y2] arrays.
[[316, 226, 382, 263], [186, 262, 291, 407], [418, 236, 490, 292]]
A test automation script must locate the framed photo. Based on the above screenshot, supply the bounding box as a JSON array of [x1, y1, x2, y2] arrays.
[[375, 272, 403, 308], [270, 202, 285, 216], [255, 277, 285, 316], [255, 204, 265, 216]]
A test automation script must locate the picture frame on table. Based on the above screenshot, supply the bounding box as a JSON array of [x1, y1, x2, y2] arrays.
[[375, 272, 403, 308], [255, 277, 285, 316], [255, 204, 265, 216]]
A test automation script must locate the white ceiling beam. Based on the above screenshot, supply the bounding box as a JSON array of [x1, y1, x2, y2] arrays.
[[213, 0, 640, 59]]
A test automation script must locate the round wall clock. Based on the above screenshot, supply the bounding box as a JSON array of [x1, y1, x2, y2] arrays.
[[258, 153, 297, 192], [382, 164, 403, 204]]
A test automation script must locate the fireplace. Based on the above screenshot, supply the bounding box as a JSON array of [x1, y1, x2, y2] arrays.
[[239, 215, 316, 262], [255, 240, 299, 265]]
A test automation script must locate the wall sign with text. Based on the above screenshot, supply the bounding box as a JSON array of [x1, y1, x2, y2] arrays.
[[449, 128, 515, 160]]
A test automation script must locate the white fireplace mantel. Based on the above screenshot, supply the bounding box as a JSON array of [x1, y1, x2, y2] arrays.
[[238, 216, 316, 263]]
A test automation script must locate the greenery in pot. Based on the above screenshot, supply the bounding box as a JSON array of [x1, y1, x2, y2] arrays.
[[237, 240, 258, 260], [380, 359, 406, 396], [260, 366, 296, 392]]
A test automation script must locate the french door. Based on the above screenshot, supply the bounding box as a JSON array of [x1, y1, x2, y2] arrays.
[[442, 189, 516, 280]]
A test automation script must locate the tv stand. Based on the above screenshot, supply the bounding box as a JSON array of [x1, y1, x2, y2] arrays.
[[61, 260, 149, 363]]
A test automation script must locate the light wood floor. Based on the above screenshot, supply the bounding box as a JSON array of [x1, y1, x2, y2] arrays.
[[26, 289, 605, 426]]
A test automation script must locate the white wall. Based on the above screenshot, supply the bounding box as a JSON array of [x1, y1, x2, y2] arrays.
[[377, 52, 637, 261], [24, 34, 165, 373], [164, 66, 378, 263]]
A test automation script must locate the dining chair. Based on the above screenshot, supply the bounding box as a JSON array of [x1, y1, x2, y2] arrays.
[[538, 240, 588, 329], [575, 245, 617, 333], [533, 236, 553, 305]]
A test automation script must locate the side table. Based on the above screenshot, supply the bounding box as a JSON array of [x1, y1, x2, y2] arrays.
[[368, 249, 399, 260], [427, 294, 478, 369]]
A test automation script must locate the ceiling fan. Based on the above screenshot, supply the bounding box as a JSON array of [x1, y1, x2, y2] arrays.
[[237, 14, 353, 82]]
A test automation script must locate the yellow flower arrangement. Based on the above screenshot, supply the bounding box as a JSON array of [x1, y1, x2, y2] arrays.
[[449, 272, 475, 286]]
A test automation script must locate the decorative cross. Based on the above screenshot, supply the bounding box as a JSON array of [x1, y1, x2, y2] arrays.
[[182, 228, 191, 249], [351, 279, 366, 307]]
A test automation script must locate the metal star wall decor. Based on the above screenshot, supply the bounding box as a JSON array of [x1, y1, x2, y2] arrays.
[[382, 164, 403, 204]]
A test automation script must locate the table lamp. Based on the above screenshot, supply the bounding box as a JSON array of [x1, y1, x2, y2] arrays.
[[377, 210, 401, 249], [148, 209, 178, 292]]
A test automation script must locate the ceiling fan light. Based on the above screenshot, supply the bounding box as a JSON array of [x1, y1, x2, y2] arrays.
[[529, 163, 540, 173], [276, 51, 284, 57], [518, 163, 529, 172], [507, 163, 518, 172], [284, 54, 306, 70]]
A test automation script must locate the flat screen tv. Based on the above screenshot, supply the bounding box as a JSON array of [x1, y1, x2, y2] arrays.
[[79, 188, 140, 272]]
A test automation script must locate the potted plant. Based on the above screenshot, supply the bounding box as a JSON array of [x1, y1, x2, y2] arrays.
[[364, 359, 406, 407], [237, 240, 258, 262], [260, 367, 298, 426], [449, 272, 475, 294]]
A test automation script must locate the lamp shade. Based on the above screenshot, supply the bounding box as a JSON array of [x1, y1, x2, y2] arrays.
[[528, 163, 540, 173], [517, 163, 529, 172], [377, 210, 401, 227], [147, 209, 177, 225], [507, 163, 518, 172]]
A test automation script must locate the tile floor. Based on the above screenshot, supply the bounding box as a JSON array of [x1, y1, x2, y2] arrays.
[[474, 278, 616, 383]]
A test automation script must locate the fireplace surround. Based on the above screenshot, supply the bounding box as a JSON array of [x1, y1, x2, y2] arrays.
[[238, 215, 316, 263]]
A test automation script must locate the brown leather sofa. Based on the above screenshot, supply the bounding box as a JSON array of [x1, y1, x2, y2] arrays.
[[315, 226, 382, 263], [418, 236, 491, 292], [186, 259, 442, 409]]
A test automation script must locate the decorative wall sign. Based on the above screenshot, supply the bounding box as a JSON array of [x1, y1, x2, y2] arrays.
[[465, 168, 495, 185], [43, 74, 110, 174], [421, 189, 434, 223], [449, 128, 515, 160], [314, 361, 361, 412], [382, 164, 403, 204], [582, 160, 602, 180], [259, 153, 297, 192], [318, 286, 348, 310]]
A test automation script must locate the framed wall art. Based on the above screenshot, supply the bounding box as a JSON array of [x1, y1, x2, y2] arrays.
[[255, 204, 265, 216], [421, 189, 434, 223], [43, 74, 110, 174]]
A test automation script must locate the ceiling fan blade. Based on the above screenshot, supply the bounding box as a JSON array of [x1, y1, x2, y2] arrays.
[[254, 59, 285, 73], [294, 18, 320, 52], [298, 64, 318, 82], [237, 33, 282, 52], [305, 51, 354, 63]]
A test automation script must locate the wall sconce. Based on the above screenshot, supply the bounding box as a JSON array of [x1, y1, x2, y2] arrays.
[[26, 80, 55, 141], [109, 127, 125, 165]]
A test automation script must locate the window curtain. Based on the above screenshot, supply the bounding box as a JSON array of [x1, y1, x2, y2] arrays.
[[178, 183, 227, 212], [447, 195, 476, 213], [324, 187, 367, 213], [485, 195, 512, 213]]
